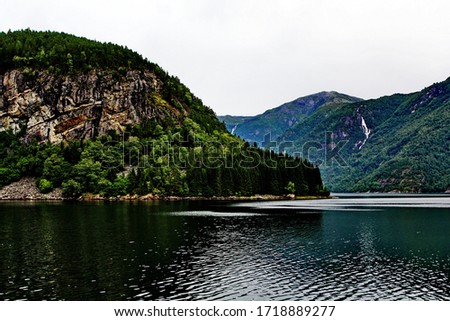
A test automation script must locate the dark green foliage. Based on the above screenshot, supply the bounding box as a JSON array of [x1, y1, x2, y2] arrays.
[[0, 122, 325, 198], [0, 29, 150, 74], [42, 153, 70, 186], [0, 167, 20, 186], [61, 179, 82, 198]]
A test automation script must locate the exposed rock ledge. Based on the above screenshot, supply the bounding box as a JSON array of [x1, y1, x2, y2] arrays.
[[0, 177, 63, 200], [0, 69, 173, 143]]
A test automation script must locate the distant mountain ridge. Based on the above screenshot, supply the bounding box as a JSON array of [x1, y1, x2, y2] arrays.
[[219, 91, 362, 144], [285, 77, 450, 193], [220, 80, 450, 193], [218, 115, 253, 135]]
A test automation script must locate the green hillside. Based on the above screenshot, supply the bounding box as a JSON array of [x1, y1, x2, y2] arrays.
[[220, 92, 361, 144], [282, 79, 450, 192], [0, 30, 327, 198]]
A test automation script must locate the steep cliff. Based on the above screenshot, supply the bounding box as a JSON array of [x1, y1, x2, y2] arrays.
[[1, 69, 184, 142], [0, 29, 223, 143]]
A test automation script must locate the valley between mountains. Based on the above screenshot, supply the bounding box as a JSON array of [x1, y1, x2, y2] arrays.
[[220, 81, 450, 193]]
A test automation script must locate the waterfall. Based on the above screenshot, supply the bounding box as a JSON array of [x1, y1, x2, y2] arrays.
[[359, 116, 371, 149]]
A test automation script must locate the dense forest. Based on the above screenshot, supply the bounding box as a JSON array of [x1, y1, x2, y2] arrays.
[[0, 30, 329, 198], [0, 29, 153, 74], [0, 120, 327, 198]]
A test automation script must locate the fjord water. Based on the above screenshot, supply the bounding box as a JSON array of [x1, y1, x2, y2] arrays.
[[0, 196, 449, 300]]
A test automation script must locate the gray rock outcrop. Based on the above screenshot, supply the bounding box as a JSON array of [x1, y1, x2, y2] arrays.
[[0, 69, 182, 142]]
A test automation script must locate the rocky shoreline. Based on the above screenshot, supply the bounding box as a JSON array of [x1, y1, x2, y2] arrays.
[[0, 177, 330, 202], [78, 193, 316, 202], [0, 177, 64, 200]]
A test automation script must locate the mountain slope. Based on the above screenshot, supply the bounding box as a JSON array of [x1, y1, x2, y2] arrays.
[[0, 30, 327, 198], [0, 29, 223, 142], [281, 79, 450, 192], [217, 115, 252, 134], [219, 91, 362, 144]]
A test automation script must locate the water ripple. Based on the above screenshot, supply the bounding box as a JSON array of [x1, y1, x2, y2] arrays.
[[0, 199, 449, 300]]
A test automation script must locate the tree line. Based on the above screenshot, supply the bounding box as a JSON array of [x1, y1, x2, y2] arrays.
[[0, 119, 328, 198]]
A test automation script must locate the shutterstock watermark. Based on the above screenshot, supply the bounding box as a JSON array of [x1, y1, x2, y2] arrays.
[[261, 132, 348, 167], [98, 132, 348, 170]]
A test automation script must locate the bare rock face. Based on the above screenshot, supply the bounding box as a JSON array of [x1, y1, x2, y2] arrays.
[[0, 69, 180, 142]]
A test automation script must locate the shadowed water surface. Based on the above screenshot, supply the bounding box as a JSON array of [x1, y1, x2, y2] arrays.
[[0, 195, 449, 300]]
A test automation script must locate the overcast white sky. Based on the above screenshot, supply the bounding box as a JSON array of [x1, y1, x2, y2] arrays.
[[1, 0, 450, 115]]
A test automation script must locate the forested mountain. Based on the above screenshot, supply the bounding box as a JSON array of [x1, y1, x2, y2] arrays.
[[0, 30, 327, 198], [222, 78, 449, 193], [219, 92, 362, 144], [281, 78, 450, 192]]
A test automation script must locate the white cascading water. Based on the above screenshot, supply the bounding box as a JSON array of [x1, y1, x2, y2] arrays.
[[359, 116, 371, 149]]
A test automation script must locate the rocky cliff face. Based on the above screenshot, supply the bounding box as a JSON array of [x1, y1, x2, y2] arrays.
[[0, 69, 184, 142]]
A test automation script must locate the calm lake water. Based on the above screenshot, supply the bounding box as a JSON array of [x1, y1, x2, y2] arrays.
[[0, 195, 449, 300]]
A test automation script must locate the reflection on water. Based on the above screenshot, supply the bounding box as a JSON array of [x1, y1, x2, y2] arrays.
[[0, 196, 449, 300]]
